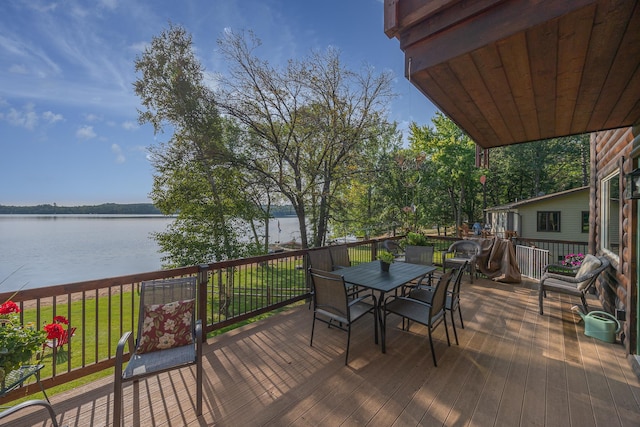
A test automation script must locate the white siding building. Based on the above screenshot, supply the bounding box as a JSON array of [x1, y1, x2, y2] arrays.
[[486, 186, 590, 242]]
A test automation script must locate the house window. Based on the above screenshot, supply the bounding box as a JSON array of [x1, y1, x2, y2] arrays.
[[581, 211, 589, 233], [537, 211, 560, 232], [601, 171, 620, 257]]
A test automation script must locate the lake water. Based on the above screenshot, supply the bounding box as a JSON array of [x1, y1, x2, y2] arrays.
[[0, 215, 301, 292]]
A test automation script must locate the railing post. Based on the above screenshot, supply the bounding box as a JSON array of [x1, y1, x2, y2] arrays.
[[197, 264, 209, 339]]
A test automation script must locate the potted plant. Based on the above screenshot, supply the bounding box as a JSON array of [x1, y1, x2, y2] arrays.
[[377, 250, 395, 272], [0, 301, 46, 386], [404, 231, 429, 247]]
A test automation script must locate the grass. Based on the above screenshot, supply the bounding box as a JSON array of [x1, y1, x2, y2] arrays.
[[7, 261, 312, 406]]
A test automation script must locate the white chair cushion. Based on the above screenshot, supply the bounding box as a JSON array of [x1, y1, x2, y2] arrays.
[[575, 254, 601, 290]]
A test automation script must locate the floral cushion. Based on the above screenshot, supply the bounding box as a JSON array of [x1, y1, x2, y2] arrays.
[[136, 299, 194, 354]]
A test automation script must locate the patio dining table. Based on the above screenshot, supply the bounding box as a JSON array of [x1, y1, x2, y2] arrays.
[[338, 260, 436, 353]]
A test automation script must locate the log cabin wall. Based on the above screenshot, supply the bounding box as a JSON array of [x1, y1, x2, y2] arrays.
[[592, 126, 637, 353]]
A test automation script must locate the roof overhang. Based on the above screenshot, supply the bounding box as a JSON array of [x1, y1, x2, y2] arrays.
[[384, 0, 640, 149]]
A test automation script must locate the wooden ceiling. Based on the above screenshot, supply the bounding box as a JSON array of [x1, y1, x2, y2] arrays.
[[384, 0, 640, 149]]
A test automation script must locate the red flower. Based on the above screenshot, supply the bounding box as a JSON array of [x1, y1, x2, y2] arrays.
[[0, 301, 20, 314], [53, 315, 69, 325], [44, 323, 65, 340]]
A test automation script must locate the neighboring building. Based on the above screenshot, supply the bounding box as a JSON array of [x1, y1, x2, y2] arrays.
[[485, 186, 590, 242]]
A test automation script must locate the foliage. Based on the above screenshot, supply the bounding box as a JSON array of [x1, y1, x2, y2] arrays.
[[486, 134, 589, 204], [0, 302, 46, 374], [330, 123, 402, 239], [216, 30, 396, 248], [377, 250, 395, 264], [409, 113, 480, 230], [134, 24, 262, 265], [404, 232, 429, 247]]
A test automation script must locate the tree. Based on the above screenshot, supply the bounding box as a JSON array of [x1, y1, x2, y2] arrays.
[[409, 113, 481, 233], [331, 122, 403, 239], [134, 25, 259, 265], [486, 134, 590, 206], [216, 30, 395, 247]]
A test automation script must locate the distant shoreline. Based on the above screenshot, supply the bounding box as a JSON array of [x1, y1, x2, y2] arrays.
[[0, 203, 297, 217]]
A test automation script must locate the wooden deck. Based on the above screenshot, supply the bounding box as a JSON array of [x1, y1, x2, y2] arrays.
[[5, 277, 640, 426]]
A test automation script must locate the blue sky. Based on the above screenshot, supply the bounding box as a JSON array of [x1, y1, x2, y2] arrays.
[[0, 0, 438, 206]]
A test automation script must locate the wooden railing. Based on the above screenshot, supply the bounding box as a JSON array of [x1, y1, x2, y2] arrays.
[[0, 237, 391, 403]]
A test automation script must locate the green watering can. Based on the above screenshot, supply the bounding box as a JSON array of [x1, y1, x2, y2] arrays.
[[572, 306, 621, 343]]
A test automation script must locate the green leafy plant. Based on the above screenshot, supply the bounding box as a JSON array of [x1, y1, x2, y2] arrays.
[[377, 250, 395, 264], [0, 301, 46, 375], [404, 232, 429, 247]]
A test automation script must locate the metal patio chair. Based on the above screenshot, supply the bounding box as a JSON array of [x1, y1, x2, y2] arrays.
[[403, 245, 436, 290], [442, 240, 481, 283], [383, 269, 454, 367], [407, 262, 468, 344], [538, 254, 610, 315], [383, 239, 403, 259], [309, 268, 377, 365], [114, 277, 202, 427], [308, 248, 333, 271], [329, 245, 351, 269]]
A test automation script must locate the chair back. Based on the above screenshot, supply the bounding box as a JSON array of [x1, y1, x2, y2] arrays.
[[449, 261, 468, 308], [308, 248, 333, 271], [329, 245, 351, 268], [383, 240, 402, 257], [405, 245, 434, 266], [429, 271, 454, 322], [58, 327, 76, 347], [309, 268, 349, 321], [448, 240, 481, 258], [136, 277, 197, 348]]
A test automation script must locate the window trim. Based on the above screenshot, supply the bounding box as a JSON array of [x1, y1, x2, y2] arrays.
[[581, 211, 589, 233], [601, 170, 620, 260], [536, 211, 561, 232]]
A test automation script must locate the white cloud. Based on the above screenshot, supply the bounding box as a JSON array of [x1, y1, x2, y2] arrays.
[[76, 125, 97, 140], [122, 120, 137, 130], [111, 143, 125, 163], [42, 110, 63, 124], [5, 104, 38, 130]]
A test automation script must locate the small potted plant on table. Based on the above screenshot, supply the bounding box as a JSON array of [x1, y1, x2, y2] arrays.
[[377, 250, 395, 272]]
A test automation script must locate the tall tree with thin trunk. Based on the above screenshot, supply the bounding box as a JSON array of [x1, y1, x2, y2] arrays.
[[134, 25, 259, 265]]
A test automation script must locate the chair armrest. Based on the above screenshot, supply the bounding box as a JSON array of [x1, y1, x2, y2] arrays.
[[115, 331, 134, 380], [349, 293, 377, 307], [384, 295, 432, 309], [195, 320, 203, 344], [0, 400, 61, 427]]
